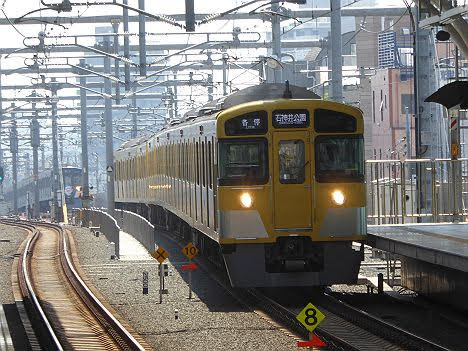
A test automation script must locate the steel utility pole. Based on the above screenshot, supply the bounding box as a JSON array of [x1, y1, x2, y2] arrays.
[[80, 59, 90, 226], [222, 53, 228, 95], [207, 74, 213, 102], [330, 0, 343, 102], [51, 78, 61, 221], [111, 19, 121, 104], [0, 56, 3, 177], [30, 100, 40, 219], [173, 74, 178, 117], [123, 0, 131, 90], [413, 5, 440, 220], [131, 85, 138, 138], [9, 105, 18, 214], [104, 36, 115, 216], [138, 0, 147, 76], [271, 1, 281, 83]]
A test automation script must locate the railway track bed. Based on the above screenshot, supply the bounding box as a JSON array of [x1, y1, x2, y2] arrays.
[[70, 225, 300, 351], [326, 289, 468, 351], [3, 220, 149, 351]]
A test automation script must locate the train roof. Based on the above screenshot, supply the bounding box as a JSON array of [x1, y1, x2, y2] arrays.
[[183, 83, 320, 120], [116, 83, 322, 154]]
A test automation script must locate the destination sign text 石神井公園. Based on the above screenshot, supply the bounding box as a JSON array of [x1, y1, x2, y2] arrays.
[[273, 109, 309, 128]]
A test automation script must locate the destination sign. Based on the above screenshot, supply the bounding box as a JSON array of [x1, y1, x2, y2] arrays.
[[225, 111, 268, 135], [273, 109, 309, 128]]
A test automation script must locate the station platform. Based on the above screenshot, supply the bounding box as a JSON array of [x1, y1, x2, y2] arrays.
[[367, 223, 468, 310]]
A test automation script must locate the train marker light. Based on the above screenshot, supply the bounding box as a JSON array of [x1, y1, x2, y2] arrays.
[[240, 192, 253, 208], [331, 190, 345, 206]]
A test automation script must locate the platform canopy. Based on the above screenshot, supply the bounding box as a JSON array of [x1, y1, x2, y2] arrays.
[[425, 80, 468, 109]]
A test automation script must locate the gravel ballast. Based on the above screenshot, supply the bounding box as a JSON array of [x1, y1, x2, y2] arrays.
[[70, 225, 298, 351], [0, 224, 27, 304], [0, 223, 31, 350]]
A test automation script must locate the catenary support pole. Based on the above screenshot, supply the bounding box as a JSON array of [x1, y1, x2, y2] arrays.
[[0, 56, 3, 175], [222, 53, 228, 96], [80, 59, 90, 226], [31, 99, 40, 219], [123, 0, 131, 91], [132, 85, 137, 138], [207, 74, 213, 102], [51, 78, 61, 221], [111, 19, 121, 104], [173, 74, 178, 118], [10, 105, 18, 214], [104, 37, 115, 216], [330, 0, 343, 102], [271, 2, 281, 83], [138, 0, 147, 76]]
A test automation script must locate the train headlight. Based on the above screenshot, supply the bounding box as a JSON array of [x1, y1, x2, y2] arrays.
[[240, 193, 253, 208], [331, 190, 345, 206]]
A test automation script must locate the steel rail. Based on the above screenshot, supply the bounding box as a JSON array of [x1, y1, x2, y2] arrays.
[[1, 219, 64, 350], [321, 292, 451, 351], [41, 222, 146, 351], [245, 288, 361, 351]]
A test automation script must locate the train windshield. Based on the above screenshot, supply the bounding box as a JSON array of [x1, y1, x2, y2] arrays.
[[218, 138, 268, 186], [315, 136, 364, 182]]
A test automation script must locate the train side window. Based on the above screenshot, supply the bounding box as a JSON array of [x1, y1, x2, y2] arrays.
[[208, 140, 212, 189], [196, 142, 200, 185], [202, 141, 206, 187], [278, 140, 305, 184]]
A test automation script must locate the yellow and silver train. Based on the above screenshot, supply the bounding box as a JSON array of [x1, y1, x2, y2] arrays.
[[114, 83, 366, 287]]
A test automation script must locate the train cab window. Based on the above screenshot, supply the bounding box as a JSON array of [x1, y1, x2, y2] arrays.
[[315, 136, 364, 182], [314, 109, 356, 133], [278, 140, 305, 184], [218, 138, 268, 186]]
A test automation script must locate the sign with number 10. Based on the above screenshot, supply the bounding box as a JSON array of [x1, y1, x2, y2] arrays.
[[182, 242, 199, 260]]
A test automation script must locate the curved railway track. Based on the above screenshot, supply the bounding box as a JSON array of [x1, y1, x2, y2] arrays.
[[2, 219, 147, 351]]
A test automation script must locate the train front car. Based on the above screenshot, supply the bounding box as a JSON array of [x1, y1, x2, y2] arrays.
[[62, 167, 83, 210], [217, 98, 366, 287]]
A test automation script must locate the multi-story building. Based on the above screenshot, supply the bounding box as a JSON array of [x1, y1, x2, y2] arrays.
[[370, 68, 414, 160]]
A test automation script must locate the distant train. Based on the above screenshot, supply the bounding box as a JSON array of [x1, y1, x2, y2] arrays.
[[115, 83, 366, 287], [4, 166, 82, 215]]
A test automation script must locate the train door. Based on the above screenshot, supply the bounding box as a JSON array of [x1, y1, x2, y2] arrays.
[[272, 131, 312, 230]]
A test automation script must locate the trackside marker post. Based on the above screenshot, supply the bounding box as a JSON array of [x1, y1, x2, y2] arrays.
[[296, 303, 326, 349], [181, 242, 199, 300], [151, 245, 169, 303]]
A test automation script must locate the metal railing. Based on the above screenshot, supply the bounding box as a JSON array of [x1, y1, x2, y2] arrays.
[[366, 158, 468, 224], [80, 208, 121, 257]]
